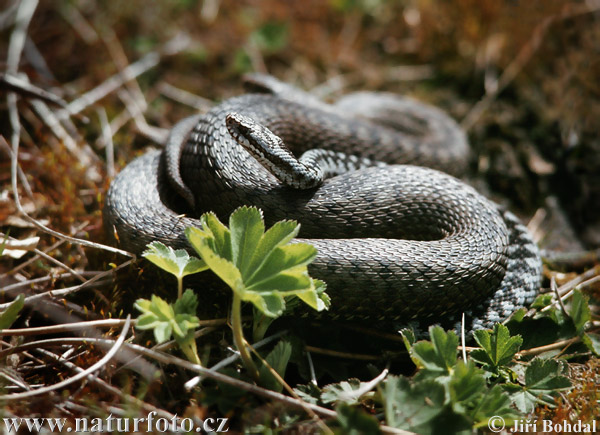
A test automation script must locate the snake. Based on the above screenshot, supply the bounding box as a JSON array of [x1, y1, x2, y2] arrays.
[[103, 74, 541, 332]]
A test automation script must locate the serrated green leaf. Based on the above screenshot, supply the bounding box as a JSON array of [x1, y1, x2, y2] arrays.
[[0, 294, 24, 330], [258, 340, 292, 392], [186, 208, 327, 318], [292, 279, 330, 312], [229, 206, 265, 276], [246, 243, 317, 288], [400, 328, 416, 350], [448, 360, 486, 414], [335, 402, 382, 435], [507, 357, 571, 413], [246, 219, 300, 277], [191, 236, 243, 291], [411, 326, 458, 374], [525, 357, 571, 392], [172, 313, 200, 339], [142, 241, 206, 278], [582, 332, 600, 356], [135, 313, 161, 330], [531, 293, 554, 309], [471, 385, 519, 428], [154, 321, 172, 344], [471, 324, 523, 370], [242, 291, 286, 318], [314, 280, 331, 310], [196, 212, 233, 261], [569, 289, 590, 335], [293, 383, 322, 405], [507, 307, 527, 323], [247, 270, 313, 293], [174, 289, 199, 315], [322, 379, 367, 405], [134, 295, 199, 345], [381, 375, 445, 432], [152, 295, 175, 319]]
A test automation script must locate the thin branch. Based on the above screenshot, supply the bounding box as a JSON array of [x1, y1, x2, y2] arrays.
[[0, 316, 131, 400], [97, 107, 115, 179], [517, 337, 581, 358], [0, 270, 101, 293], [551, 276, 568, 316], [248, 342, 333, 435], [0, 260, 132, 310], [1, 221, 89, 278], [0, 73, 69, 110], [36, 348, 184, 426], [338, 367, 389, 402], [0, 135, 33, 199], [0, 319, 128, 336], [158, 82, 214, 111], [6, 0, 38, 76], [61, 33, 190, 118]]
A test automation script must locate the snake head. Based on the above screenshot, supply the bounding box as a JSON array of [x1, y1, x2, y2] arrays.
[[225, 112, 322, 189]]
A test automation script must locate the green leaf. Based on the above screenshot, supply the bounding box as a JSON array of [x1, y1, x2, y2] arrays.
[[246, 219, 299, 275], [410, 326, 458, 374], [582, 332, 600, 356], [530, 293, 554, 309], [173, 289, 199, 316], [229, 206, 265, 276], [569, 289, 590, 335], [189, 234, 244, 291], [293, 383, 322, 405], [335, 402, 382, 435], [186, 207, 328, 318], [470, 385, 519, 429], [134, 294, 200, 344], [172, 313, 200, 340], [400, 328, 416, 350], [448, 360, 486, 414], [0, 294, 25, 330], [258, 340, 292, 392], [142, 241, 206, 278], [293, 279, 330, 312], [381, 375, 445, 432], [471, 324, 523, 371], [507, 357, 571, 413], [241, 291, 285, 318], [321, 379, 368, 405], [246, 243, 317, 289], [153, 321, 173, 344]]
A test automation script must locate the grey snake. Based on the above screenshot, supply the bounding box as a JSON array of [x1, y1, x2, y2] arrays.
[[103, 74, 541, 331]]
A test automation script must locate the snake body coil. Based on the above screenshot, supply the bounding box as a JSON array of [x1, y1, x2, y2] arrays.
[[104, 76, 541, 331]]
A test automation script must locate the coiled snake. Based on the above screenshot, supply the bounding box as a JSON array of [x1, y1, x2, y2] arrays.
[[103, 74, 541, 331]]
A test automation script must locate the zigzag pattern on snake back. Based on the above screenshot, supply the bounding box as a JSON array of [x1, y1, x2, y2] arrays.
[[103, 75, 541, 332]]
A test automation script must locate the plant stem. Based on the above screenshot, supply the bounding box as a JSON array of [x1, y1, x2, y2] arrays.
[[231, 294, 260, 381], [179, 336, 201, 366], [177, 276, 182, 299]]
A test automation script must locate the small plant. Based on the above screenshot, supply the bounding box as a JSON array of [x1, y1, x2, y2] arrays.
[[0, 294, 24, 330], [186, 206, 329, 379], [135, 206, 329, 379], [294, 322, 576, 433]]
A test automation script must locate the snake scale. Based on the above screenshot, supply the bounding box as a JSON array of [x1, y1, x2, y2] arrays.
[[103, 74, 541, 331]]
